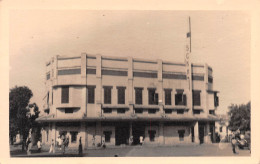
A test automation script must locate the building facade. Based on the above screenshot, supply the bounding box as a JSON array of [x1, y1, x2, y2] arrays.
[[37, 53, 219, 149]]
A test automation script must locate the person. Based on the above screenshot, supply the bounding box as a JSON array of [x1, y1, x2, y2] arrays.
[[231, 132, 240, 154], [78, 137, 83, 156], [49, 139, 55, 154], [27, 138, 32, 155], [57, 136, 62, 150], [129, 136, 133, 146], [37, 140, 42, 153], [139, 136, 143, 146], [63, 135, 69, 154], [62, 136, 66, 154]]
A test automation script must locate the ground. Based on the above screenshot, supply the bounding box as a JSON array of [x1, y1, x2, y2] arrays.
[[10, 143, 250, 157]]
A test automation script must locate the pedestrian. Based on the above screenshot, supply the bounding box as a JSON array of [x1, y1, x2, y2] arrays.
[[57, 136, 62, 150], [231, 133, 238, 154], [140, 136, 143, 146], [27, 138, 32, 155], [129, 136, 133, 146], [62, 136, 66, 154], [78, 137, 83, 156], [49, 139, 55, 154], [37, 140, 42, 153]]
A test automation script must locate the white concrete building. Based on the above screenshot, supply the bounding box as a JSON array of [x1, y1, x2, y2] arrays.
[[37, 54, 219, 149]]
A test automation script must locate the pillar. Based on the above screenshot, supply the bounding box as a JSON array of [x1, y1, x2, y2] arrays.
[[128, 57, 134, 106], [212, 123, 216, 143], [204, 122, 211, 143], [96, 55, 102, 117], [158, 122, 164, 145], [80, 122, 87, 149], [96, 121, 102, 145], [51, 122, 56, 145], [81, 86, 87, 117], [194, 121, 199, 144]]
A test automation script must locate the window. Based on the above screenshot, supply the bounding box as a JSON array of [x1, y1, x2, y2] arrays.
[[70, 131, 78, 143], [178, 130, 185, 141], [220, 127, 223, 132], [177, 110, 184, 114], [148, 88, 158, 105], [103, 131, 112, 143], [135, 108, 143, 114], [165, 109, 172, 114], [214, 93, 219, 107], [103, 108, 112, 113], [148, 130, 156, 142], [61, 86, 69, 103], [52, 90, 53, 105], [47, 92, 49, 105], [65, 108, 74, 113], [135, 88, 143, 105], [175, 90, 186, 105], [44, 109, 50, 114], [117, 87, 126, 104], [104, 86, 112, 104], [192, 90, 201, 106], [117, 108, 125, 114], [148, 109, 156, 114], [46, 130, 49, 142], [87, 86, 95, 104], [164, 89, 172, 105], [193, 110, 201, 114], [46, 73, 50, 80], [209, 110, 215, 115]]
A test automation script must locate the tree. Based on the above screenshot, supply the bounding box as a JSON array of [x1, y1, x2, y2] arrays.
[[9, 86, 40, 151], [228, 101, 250, 132]]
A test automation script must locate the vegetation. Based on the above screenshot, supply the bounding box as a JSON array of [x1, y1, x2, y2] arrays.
[[228, 101, 250, 132], [9, 86, 40, 151]]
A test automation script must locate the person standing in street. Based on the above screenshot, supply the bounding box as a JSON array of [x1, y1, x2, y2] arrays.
[[139, 136, 143, 146], [37, 140, 42, 153], [49, 139, 55, 154], [78, 137, 83, 156], [27, 138, 32, 155]]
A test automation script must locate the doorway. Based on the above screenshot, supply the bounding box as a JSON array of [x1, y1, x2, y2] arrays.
[[199, 123, 205, 144], [115, 123, 129, 145], [132, 122, 145, 145]]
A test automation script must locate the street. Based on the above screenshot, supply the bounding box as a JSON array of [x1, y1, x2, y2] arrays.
[[10, 143, 250, 157]]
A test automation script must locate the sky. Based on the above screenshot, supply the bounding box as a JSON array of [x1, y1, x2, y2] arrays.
[[9, 10, 250, 115]]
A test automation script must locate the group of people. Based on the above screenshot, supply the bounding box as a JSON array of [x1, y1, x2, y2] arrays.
[[26, 138, 42, 155], [49, 135, 70, 154]]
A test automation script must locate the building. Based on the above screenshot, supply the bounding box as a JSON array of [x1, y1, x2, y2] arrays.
[[37, 53, 219, 149]]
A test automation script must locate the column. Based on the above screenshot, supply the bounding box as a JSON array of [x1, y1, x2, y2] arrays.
[[194, 121, 199, 144], [158, 122, 164, 145], [212, 123, 216, 143], [95, 121, 102, 145], [129, 122, 133, 144], [81, 53, 87, 84], [128, 57, 134, 105], [96, 55, 102, 117], [80, 122, 87, 149], [204, 63, 209, 116], [82, 86, 87, 117], [53, 55, 58, 85], [204, 122, 211, 143], [51, 122, 56, 145]]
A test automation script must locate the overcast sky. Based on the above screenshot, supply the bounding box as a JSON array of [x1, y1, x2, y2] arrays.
[[9, 10, 250, 114]]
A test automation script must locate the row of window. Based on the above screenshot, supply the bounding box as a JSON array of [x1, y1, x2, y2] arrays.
[[61, 86, 202, 106], [61, 107, 215, 115]]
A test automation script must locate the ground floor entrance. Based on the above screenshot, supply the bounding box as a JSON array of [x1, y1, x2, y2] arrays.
[[40, 120, 216, 149], [132, 122, 145, 145], [115, 123, 130, 145]]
